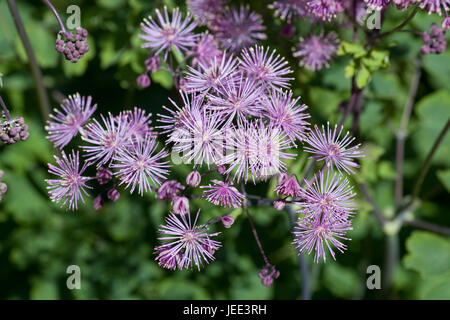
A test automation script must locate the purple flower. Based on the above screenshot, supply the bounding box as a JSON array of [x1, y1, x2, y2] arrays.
[[297, 169, 356, 216], [96, 167, 112, 185], [186, 170, 202, 187], [239, 46, 293, 92], [220, 215, 235, 228], [155, 209, 222, 270], [264, 90, 310, 144], [189, 32, 222, 68], [81, 113, 131, 167], [157, 180, 185, 200], [212, 5, 267, 53], [46, 150, 92, 210], [145, 54, 161, 72], [107, 188, 120, 202], [201, 179, 245, 208], [273, 199, 286, 210], [421, 23, 447, 55], [268, 0, 308, 22], [293, 209, 352, 262], [55, 27, 89, 63], [45, 93, 97, 149], [171, 196, 190, 214], [307, 0, 344, 21], [208, 75, 264, 124], [171, 107, 225, 167], [140, 7, 198, 60], [293, 32, 339, 71], [187, 0, 229, 25], [185, 53, 238, 93], [93, 195, 103, 210], [112, 136, 170, 195], [419, 0, 450, 15], [304, 123, 362, 174], [258, 264, 280, 286], [364, 0, 391, 10], [136, 74, 151, 88], [442, 16, 450, 30], [274, 173, 301, 197], [121, 107, 155, 141]]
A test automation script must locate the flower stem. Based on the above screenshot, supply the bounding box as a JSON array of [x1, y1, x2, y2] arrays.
[[374, 6, 419, 40], [6, 0, 50, 121], [405, 219, 450, 236], [42, 0, 66, 34], [0, 95, 12, 121]]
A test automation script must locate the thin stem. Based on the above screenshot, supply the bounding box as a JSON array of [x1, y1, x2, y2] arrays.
[[383, 233, 399, 297], [374, 6, 419, 40], [358, 182, 386, 227], [245, 206, 269, 265], [405, 219, 450, 236], [42, 0, 66, 34], [410, 118, 450, 204], [286, 205, 311, 300], [7, 0, 50, 121], [0, 95, 12, 121], [395, 58, 422, 208]]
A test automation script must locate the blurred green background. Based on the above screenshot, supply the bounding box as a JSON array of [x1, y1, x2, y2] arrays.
[[0, 0, 449, 299]]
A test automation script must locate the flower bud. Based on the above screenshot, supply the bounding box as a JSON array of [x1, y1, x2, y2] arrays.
[[216, 165, 226, 175], [186, 170, 201, 187], [96, 167, 112, 185], [281, 24, 295, 38], [171, 196, 189, 215], [107, 188, 120, 202], [273, 199, 286, 211], [220, 215, 235, 228], [93, 195, 104, 210], [137, 74, 151, 88]]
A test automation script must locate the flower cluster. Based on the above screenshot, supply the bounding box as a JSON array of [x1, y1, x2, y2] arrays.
[[45, 94, 170, 211], [421, 23, 447, 54], [0, 96, 30, 145], [55, 28, 90, 63]]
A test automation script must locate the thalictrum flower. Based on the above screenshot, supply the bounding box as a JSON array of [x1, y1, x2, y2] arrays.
[[201, 179, 245, 208], [155, 209, 222, 270], [304, 123, 362, 174], [268, 0, 308, 22], [212, 5, 267, 52], [157, 180, 185, 200], [187, 0, 229, 25], [307, 0, 344, 21], [189, 32, 223, 68], [293, 32, 339, 71], [112, 136, 170, 195], [45, 93, 97, 149], [264, 90, 310, 144], [46, 150, 92, 210], [239, 46, 293, 92], [274, 173, 301, 197], [140, 7, 198, 60], [419, 0, 450, 14]]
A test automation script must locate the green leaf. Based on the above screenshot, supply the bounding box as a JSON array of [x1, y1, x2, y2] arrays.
[[404, 231, 450, 278], [437, 170, 450, 193], [323, 263, 359, 298], [356, 65, 371, 88], [151, 70, 173, 89]]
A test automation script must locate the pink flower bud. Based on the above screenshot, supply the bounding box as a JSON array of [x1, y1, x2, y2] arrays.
[[273, 199, 286, 211], [107, 188, 120, 202], [93, 195, 104, 210], [136, 74, 151, 88], [186, 170, 201, 187], [171, 196, 189, 215], [221, 215, 235, 228], [217, 165, 226, 175]]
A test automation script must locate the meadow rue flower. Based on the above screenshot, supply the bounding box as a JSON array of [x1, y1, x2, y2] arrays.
[[136, 74, 151, 88], [212, 5, 267, 52], [364, 0, 391, 10], [46, 150, 92, 211], [201, 179, 245, 208], [81, 113, 132, 167], [442, 16, 450, 29], [293, 209, 352, 262], [122, 107, 155, 141], [304, 123, 362, 174], [172, 196, 190, 214], [293, 32, 339, 71], [264, 90, 310, 144], [187, 0, 229, 25], [268, 0, 308, 22], [55, 27, 89, 63], [112, 136, 170, 195], [0, 116, 29, 145], [157, 180, 185, 200], [45, 93, 97, 149], [189, 32, 222, 68], [171, 107, 225, 167], [239, 46, 293, 92], [420, 0, 450, 15], [275, 173, 301, 197], [185, 53, 239, 93], [307, 0, 344, 21], [155, 209, 222, 270], [220, 215, 235, 228], [297, 169, 356, 216], [208, 75, 264, 124], [140, 7, 198, 61], [186, 170, 202, 187]]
